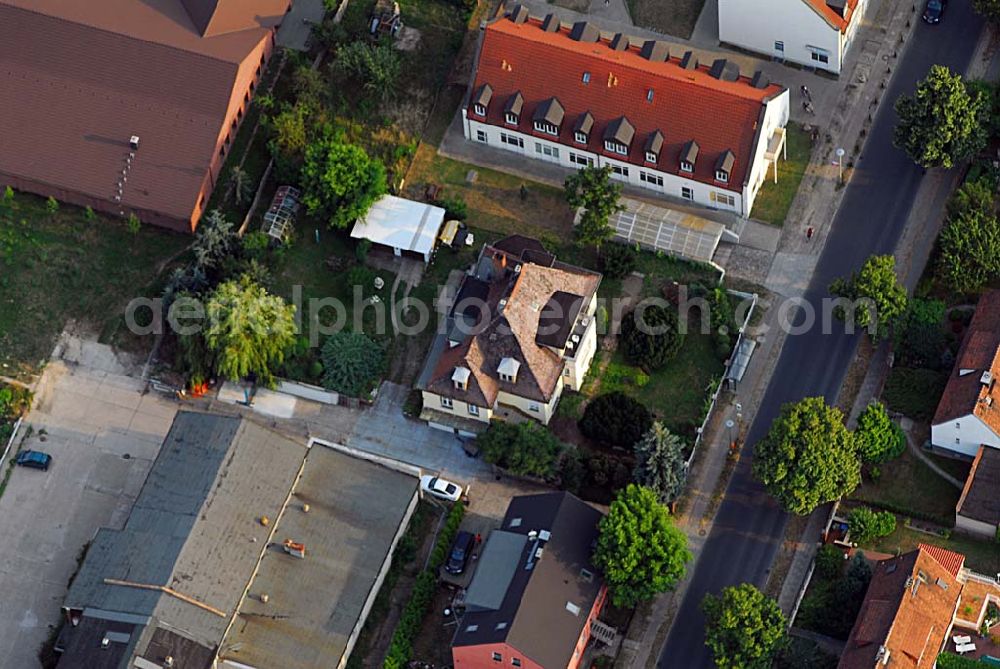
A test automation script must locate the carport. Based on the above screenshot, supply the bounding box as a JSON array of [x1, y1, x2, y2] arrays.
[[608, 197, 739, 269], [350, 195, 446, 263]]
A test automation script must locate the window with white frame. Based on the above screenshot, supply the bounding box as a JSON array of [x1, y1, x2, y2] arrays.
[[569, 152, 593, 167], [808, 47, 830, 64], [468, 404, 480, 416], [533, 120, 558, 136], [645, 151, 658, 163], [610, 164, 629, 178], [504, 112, 519, 125], [574, 131, 588, 144], [475, 129, 487, 142], [715, 169, 729, 183], [640, 171, 663, 187], [473, 103, 486, 116], [500, 132, 523, 148], [680, 160, 693, 173], [605, 140, 628, 156], [440, 396, 453, 409], [681, 186, 694, 200], [711, 191, 736, 208]]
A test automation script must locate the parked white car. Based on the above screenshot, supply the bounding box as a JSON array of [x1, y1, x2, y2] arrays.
[[420, 475, 463, 502]]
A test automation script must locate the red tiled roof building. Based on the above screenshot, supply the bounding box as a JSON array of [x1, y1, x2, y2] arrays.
[[0, 0, 291, 232], [463, 7, 790, 219]]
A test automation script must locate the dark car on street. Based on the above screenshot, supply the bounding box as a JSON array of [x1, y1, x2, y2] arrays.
[[445, 531, 475, 575], [923, 0, 946, 23], [15, 450, 51, 471]]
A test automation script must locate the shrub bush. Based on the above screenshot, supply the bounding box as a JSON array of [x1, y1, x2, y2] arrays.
[[579, 391, 653, 449], [601, 244, 638, 279], [621, 304, 684, 370], [321, 332, 385, 397], [382, 503, 465, 669], [847, 507, 897, 544]]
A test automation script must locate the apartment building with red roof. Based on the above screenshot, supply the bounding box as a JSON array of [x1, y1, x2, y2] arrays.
[[0, 0, 290, 232], [462, 7, 790, 219], [838, 544, 1000, 669], [718, 0, 868, 74]]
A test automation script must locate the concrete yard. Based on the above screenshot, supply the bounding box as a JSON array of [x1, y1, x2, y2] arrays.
[[0, 342, 177, 669]]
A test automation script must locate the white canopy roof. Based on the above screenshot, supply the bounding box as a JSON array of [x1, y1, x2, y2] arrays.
[[350, 195, 446, 258]]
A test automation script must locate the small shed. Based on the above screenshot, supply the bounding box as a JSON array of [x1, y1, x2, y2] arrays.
[[351, 195, 446, 262]]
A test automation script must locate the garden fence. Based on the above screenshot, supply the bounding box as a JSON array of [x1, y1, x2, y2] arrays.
[[685, 290, 758, 468], [0, 417, 23, 473]]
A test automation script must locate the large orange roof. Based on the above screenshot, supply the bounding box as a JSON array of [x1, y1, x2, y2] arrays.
[[470, 14, 786, 190]]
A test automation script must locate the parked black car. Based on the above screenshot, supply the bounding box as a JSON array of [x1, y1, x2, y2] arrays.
[[922, 0, 946, 23], [445, 531, 475, 575]]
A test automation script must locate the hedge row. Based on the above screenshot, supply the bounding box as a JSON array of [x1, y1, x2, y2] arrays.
[[383, 502, 466, 669]]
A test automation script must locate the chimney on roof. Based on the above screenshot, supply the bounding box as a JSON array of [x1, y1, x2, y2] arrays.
[[679, 51, 698, 70], [750, 70, 770, 89], [640, 40, 670, 62], [709, 59, 741, 81], [610, 33, 629, 50], [508, 3, 530, 23], [542, 13, 560, 32], [569, 21, 600, 42]]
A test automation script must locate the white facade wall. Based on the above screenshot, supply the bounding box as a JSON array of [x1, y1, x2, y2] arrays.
[[718, 0, 846, 73], [930, 414, 1000, 457], [744, 89, 792, 215], [466, 118, 747, 216]]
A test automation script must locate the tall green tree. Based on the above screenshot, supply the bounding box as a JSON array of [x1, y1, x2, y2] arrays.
[[593, 484, 691, 608], [830, 254, 908, 340], [701, 584, 788, 669], [894, 65, 987, 168], [564, 165, 623, 251], [937, 207, 1000, 294], [753, 397, 860, 515], [973, 0, 1000, 22], [854, 402, 906, 463], [202, 276, 297, 386], [301, 136, 387, 229], [633, 422, 688, 504]]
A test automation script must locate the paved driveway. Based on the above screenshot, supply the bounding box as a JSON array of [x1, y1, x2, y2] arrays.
[[0, 353, 176, 669]]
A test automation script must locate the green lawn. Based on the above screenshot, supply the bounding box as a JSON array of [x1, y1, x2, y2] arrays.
[[0, 194, 189, 375], [851, 447, 964, 526], [749, 122, 813, 226], [863, 523, 1000, 575]]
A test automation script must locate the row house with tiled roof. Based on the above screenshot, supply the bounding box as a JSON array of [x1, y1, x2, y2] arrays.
[[416, 236, 601, 434], [719, 0, 868, 74], [462, 7, 790, 219]]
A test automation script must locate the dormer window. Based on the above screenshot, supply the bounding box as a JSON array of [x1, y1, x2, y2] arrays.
[[498, 357, 521, 383], [503, 91, 524, 127], [471, 83, 492, 119], [604, 140, 628, 156], [574, 131, 588, 144], [603, 116, 634, 157], [680, 140, 699, 174], [715, 149, 735, 184], [532, 97, 564, 138], [452, 366, 471, 391]]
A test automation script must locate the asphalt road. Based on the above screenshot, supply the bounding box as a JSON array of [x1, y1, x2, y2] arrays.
[[658, 6, 985, 667]]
